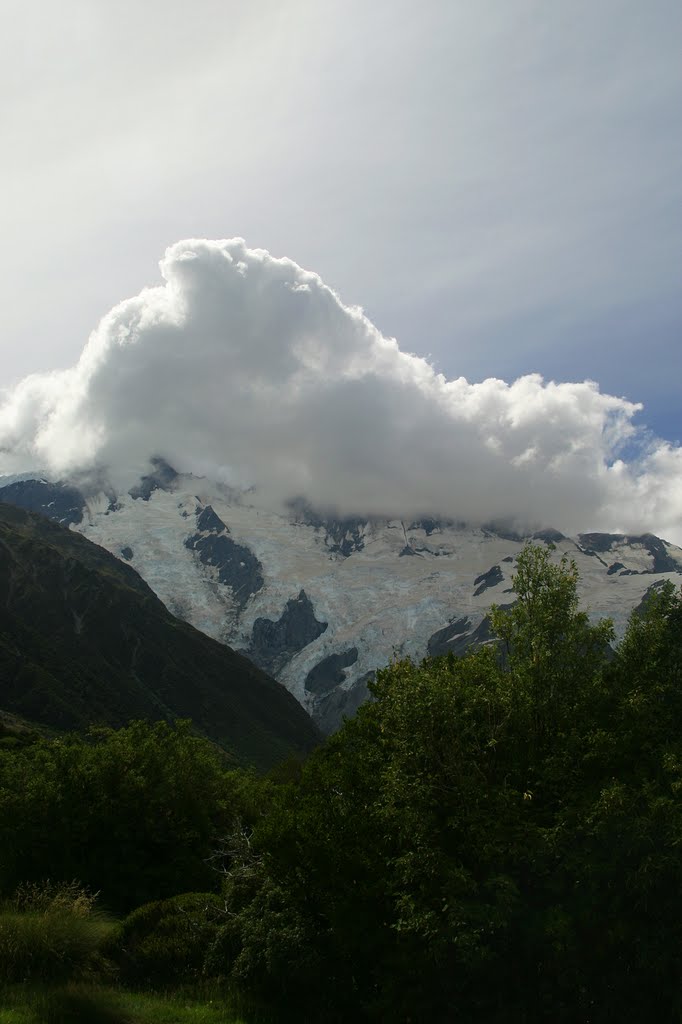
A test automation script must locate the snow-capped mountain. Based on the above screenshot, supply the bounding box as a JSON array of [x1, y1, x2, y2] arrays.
[[3, 465, 681, 732]]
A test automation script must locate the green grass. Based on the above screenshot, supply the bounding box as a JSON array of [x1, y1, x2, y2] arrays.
[[119, 988, 250, 1022], [0, 884, 116, 987], [0, 984, 268, 1023]]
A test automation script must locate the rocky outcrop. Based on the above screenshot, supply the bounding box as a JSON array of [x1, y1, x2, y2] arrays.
[[578, 533, 682, 574], [473, 565, 504, 596], [0, 479, 85, 526], [246, 590, 328, 676], [185, 505, 264, 611], [128, 457, 178, 501], [305, 648, 359, 695]]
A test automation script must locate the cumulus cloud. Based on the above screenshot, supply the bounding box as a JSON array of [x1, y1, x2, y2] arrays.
[[1, 238, 681, 542]]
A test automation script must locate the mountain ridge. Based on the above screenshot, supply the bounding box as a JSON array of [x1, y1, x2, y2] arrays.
[[2, 473, 681, 733], [0, 501, 320, 767]]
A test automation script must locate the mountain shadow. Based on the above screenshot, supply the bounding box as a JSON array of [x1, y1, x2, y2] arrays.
[[0, 503, 320, 769]]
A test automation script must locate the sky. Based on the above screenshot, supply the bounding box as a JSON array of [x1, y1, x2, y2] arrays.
[[0, 1, 680, 537]]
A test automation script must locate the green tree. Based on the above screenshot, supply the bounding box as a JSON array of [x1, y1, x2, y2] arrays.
[[219, 648, 535, 1019], [216, 546, 682, 1023], [613, 580, 682, 766], [0, 720, 235, 912], [491, 543, 614, 752], [568, 580, 682, 1020]]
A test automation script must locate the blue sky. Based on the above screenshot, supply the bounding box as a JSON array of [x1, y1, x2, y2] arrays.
[[0, 1, 680, 496]]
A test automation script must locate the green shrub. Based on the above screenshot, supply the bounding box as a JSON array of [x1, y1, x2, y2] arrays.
[[0, 882, 111, 985], [107, 892, 225, 988]]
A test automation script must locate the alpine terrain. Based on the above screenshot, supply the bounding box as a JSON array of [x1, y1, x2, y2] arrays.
[[2, 465, 681, 732], [0, 500, 320, 767]]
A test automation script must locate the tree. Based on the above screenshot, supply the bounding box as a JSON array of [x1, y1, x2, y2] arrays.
[[613, 580, 682, 763], [0, 720, 235, 912], [218, 546, 615, 1020], [217, 545, 682, 1022], [491, 543, 614, 753]]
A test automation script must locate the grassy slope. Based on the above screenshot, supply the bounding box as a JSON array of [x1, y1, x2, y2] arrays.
[[0, 985, 264, 1023]]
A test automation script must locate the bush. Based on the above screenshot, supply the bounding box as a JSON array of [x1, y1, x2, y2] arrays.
[[107, 892, 226, 988], [0, 882, 111, 985], [206, 876, 323, 999]]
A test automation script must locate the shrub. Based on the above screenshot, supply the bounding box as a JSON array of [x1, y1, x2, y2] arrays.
[[107, 892, 226, 988], [0, 882, 111, 985]]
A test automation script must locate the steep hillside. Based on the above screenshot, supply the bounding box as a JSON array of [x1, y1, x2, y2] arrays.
[[0, 503, 320, 768]]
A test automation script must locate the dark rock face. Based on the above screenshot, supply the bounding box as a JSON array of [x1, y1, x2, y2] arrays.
[[317, 518, 367, 557], [578, 532, 624, 553], [0, 502, 320, 769], [195, 505, 227, 534], [247, 590, 328, 676], [480, 524, 565, 545], [427, 604, 516, 660], [315, 672, 374, 734], [185, 505, 264, 612], [427, 617, 471, 658], [607, 562, 626, 575], [629, 534, 682, 574], [120, 546, 134, 561], [473, 565, 504, 596], [305, 648, 359, 695], [579, 532, 682, 574], [482, 522, 527, 542], [460, 615, 499, 651], [532, 528, 565, 544], [408, 518, 447, 535], [129, 457, 178, 501], [399, 544, 420, 557], [0, 479, 85, 526], [633, 579, 671, 616], [288, 501, 368, 557]]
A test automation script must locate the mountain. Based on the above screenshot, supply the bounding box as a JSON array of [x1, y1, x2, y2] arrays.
[[0, 502, 320, 768], [2, 470, 682, 732]]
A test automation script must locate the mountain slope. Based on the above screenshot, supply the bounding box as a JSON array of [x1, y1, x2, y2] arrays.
[[0, 503, 320, 768], [2, 474, 682, 733]]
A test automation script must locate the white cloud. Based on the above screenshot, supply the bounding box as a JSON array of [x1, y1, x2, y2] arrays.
[[1, 238, 680, 543]]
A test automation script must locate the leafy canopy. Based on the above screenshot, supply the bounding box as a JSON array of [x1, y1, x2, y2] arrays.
[[209, 544, 682, 1023]]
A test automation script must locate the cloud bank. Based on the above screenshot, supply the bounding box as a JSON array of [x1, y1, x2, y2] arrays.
[[1, 238, 680, 542]]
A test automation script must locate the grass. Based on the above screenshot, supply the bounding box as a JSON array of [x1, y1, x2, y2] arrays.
[[119, 988, 252, 1022], [0, 883, 115, 987], [0, 883, 285, 1023], [0, 984, 266, 1023]]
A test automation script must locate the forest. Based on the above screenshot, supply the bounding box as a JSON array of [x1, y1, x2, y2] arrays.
[[1, 544, 681, 1023]]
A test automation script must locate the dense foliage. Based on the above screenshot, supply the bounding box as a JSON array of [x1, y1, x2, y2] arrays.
[[0, 721, 237, 912], [212, 547, 682, 1022], [2, 544, 681, 1022]]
